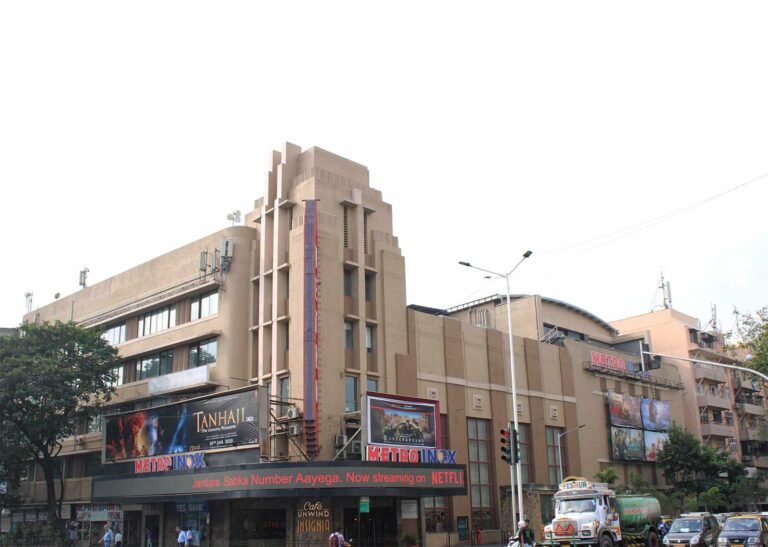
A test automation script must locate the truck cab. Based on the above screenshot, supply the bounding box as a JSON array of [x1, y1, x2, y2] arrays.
[[544, 478, 620, 547]]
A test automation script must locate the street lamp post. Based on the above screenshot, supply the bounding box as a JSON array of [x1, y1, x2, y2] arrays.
[[557, 424, 586, 484], [459, 250, 532, 522]]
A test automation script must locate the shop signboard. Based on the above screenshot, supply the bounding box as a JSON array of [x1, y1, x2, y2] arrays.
[[296, 501, 330, 533], [605, 392, 643, 429], [359, 496, 370, 513], [367, 393, 439, 448], [104, 386, 267, 463], [609, 426, 644, 461], [457, 516, 469, 540]]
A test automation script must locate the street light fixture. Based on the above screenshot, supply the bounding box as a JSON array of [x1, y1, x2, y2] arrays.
[[459, 250, 532, 522], [557, 424, 586, 484]]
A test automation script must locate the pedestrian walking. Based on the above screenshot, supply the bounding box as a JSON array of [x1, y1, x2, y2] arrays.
[[176, 526, 187, 547], [99, 525, 114, 547]]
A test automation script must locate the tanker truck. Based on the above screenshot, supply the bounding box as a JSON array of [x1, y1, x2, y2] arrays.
[[544, 477, 661, 547]]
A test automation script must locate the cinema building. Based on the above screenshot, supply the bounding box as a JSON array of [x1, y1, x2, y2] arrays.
[[15, 143, 690, 546]]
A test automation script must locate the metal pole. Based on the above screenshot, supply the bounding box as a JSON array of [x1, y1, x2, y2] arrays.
[[504, 275, 525, 522], [509, 419, 516, 525], [557, 432, 563, 485], [641, 351, 768, 382]]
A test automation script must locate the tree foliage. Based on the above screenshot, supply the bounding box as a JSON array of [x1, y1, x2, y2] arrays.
[[594, 467, 619, 485], [0, 321, 120, 536], [729, 306, 768, 373]]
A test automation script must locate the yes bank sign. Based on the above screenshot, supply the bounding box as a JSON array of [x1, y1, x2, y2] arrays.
[[366, 446, 457, 464], [134, 452, 206, 474]]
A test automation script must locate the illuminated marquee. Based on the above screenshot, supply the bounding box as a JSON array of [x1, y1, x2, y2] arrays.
[[134, 452, 206, 474], [366, 445, 457, 464]]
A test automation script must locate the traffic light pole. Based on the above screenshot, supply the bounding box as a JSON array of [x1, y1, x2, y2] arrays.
[[640, 352, 768, 382]]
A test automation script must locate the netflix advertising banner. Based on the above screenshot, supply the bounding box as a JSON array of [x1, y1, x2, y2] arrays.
[[104, 387, 265, 462], [367, 393, 439, 448]]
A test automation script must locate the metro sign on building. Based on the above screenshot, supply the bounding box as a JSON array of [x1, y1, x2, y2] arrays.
[[134, 452, 206, 474]]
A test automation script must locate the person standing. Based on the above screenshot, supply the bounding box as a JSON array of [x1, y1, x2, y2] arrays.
[[176, 526, 187, 547], [114, 529, 123, 547], [146, 527, 153, 547], [67, 522, 78, 547], [99, 525, 114, 547]]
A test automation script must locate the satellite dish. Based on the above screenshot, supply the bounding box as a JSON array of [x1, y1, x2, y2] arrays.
[[227, 210, 242, 225], [54, 293, 60, 299]]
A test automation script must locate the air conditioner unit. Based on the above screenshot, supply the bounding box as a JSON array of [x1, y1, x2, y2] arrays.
[[350, 441, 362, 455], [285, 406, 300, 419], [335, 434, 348, 447], [288, 423, 301, 437]]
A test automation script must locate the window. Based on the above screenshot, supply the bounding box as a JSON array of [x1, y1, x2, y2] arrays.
[[344, 270, 353, 297], [518, 423, 531, 484], [345, 376, 359, 412], [366, 325, 374, 353], [367, 377, 378, 393], [424, 496, 452, 532], [279, 376, 290, 416], [84, 453, 103, 477], [345, 322, 354, 350], [87, 415, 102, 434], [189, 338, 217, 368], [546, 426, 565, 485], [138, 305, 177, 337], [136, 350, 174, 380], [110, 365, 125, 387], [365, 274, 374, 302], [689, 329, 699, 344], [467, 418, 494, 529], [191, 290, 219, 320], [102, 323, 126, 345]]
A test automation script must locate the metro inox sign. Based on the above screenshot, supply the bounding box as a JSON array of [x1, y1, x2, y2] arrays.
[[134, 452, 206, 474]]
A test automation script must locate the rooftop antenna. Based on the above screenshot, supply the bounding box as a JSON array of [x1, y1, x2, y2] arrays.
[[24, 292, 33, 313], [659, 272, 672, 309], [79, 267, 89, 289], [227, 210, 241, 226]]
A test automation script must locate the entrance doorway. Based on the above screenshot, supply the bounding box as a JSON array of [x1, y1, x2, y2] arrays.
[[344, 504, 397, 547], [145, 515, 159, 547]]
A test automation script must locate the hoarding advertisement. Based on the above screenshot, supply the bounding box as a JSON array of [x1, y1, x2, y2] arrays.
[[643, 431, 669, 462], [610, 426, 644, 461], [605, 392, 643, 429], [367, 394, 438, 448], [641, 399, 671, 431], [104, 388, 262, 463]]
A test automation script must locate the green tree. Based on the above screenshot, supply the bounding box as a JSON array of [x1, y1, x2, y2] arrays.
[[594, 467, 618, 485], [656, 424, 710, 495], [729, 306, 768, 373], [0, 321, 120, 543]]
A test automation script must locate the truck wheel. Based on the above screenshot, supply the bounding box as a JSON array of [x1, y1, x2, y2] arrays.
[[600, 534, 614, 547], [646, 531, 659, 547]]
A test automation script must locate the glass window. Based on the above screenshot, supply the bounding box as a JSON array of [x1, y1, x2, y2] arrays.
[[110, 365, 124, 387], [279, 376, 290, 416], [87, 415, 102, 434], [546, 426, 565, 485], [365, 275, 374, 302], [102, 323, 126, 345], [345, 322, 354, 350], [366, 325, 374, 353], [367, 377, 378, 393], [189, 338, 217, 368], [345, 376, 359, 412], [424, 496, 452, 532], [467, 418, 494, 529], [518, 423, 531, 484], [138, 305, 177, 337], [84, 453, 103, 477], [137, 350, 174, 380], [191, 291, 219, 321], [344, 270, 353, 297]]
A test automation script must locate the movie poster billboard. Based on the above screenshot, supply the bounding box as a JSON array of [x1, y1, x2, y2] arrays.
[[644, 431, 669, 462], [104, 387, 265, 462], [367, 393, 439, 448], [641, 399, 671, 431], [605, 392, 643, 429], [610, 426, 645, 461]]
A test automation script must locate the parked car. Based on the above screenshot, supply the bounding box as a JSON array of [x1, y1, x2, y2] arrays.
[[718, 515, 768, 547], [664, 513, 720, 547]]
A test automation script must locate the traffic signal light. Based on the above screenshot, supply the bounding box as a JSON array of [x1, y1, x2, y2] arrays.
[[500, 428, 513, 465], [500, 428, 520, 465], [642, 352, 662, 370]]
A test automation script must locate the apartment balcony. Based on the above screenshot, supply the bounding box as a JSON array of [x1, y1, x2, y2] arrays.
[[700, 420, 736, 437], [740, 423, 764, 441], [743, 454, 768, 468], [20, 477, 93, 504], [694, 364, 727, 383], [737, 400, 766, 416], [734, 375, 763, 392], [697, 393, 732, 410]]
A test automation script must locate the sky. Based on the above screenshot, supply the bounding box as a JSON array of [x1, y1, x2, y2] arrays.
[[1, 2, 767, 335]]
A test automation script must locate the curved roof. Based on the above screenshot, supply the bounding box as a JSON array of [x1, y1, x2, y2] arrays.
[[444, 293, 618, 336]]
